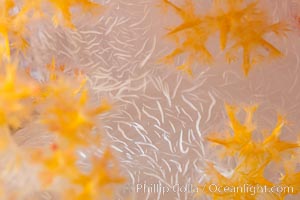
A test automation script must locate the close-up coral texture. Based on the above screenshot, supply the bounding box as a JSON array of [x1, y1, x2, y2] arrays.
[[0, 0, 299, 199]]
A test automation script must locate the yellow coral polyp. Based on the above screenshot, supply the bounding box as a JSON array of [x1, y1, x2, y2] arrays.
[[68, 150, 125, 200], [0, 0, 28, 60], [36, 145, 125, 199], [0, 0, 124, 198], [0, 62, 38, 128], [33, 59, 111, 147], [201, 105, 300, 199], [41, 80, 111, 145], [46, 0, 101, 28], [0, 0, 102, 60], [162, 0, 288, 76], [40, 147, 78, 184]]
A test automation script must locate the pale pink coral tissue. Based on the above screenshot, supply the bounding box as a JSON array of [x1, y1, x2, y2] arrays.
[[0, 0, 299, 200]]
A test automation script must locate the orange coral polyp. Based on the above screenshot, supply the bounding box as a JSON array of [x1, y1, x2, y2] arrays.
[[0, 0, 102, 61], [0, 62, 38, 128], [202, 105, 300, 199], [162, 0, 288, 76], [41, 85, 106, 144]]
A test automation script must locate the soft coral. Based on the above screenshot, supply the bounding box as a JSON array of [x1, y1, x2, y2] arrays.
[[162, 0, 288, 76], [201, 105, 300, 199]]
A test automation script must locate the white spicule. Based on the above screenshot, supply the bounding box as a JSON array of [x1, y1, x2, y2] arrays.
[[18, 0, 300, 199]]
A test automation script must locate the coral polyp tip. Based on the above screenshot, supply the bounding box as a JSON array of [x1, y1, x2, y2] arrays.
[[162, 0, 288, 76], [0, 61, 39, 129], [202, 104, 300, 199]]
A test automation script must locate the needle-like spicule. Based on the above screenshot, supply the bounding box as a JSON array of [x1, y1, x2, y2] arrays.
[[200, 162, 274, 200], [35, 145, 125, 199], [161, 0, 288, 76], [0, 0, 102, 60], [0, 61, 40, 198], [199, 105, 300, 199], [0, 59, 124, 199], [0, 0, 120, 198], [23, 0, 102, 29], [30, 59, 124, 199]]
